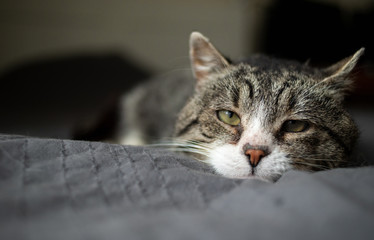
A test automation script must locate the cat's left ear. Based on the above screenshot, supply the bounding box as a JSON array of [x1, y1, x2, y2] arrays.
[[189, 32, 230, 83], [321, 48, 365, 100]]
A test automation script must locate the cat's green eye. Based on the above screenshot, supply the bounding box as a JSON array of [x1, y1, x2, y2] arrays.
[[217, 110, 241, 126], [282, 120, 310, 133]]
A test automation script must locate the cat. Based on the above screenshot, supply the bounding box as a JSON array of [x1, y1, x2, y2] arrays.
[[116, 32, 364, 182]]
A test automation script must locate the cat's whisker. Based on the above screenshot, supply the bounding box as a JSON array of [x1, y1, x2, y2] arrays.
[[295, 163, 330, 170], [291, 155, 348, 162], [171, 148, 209, 157], [152, 142, 213, 152], [306, 158, 348, 163], [292, 159, 331, 170], [290, 154, 350, 165], [148, 139, 213, 161]]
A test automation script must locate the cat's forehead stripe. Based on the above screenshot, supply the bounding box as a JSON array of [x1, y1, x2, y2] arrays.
[[274, 84, 287, 107], [244, 79, 254, 99]]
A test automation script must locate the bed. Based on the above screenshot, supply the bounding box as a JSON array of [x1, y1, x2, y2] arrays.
[[0, 133, 373, 240]]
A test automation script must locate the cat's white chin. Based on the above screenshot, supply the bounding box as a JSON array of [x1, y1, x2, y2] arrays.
[[207, 144, 292, 182]]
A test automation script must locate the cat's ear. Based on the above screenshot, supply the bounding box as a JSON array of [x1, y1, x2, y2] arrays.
[[189, 32, 230, 82], [321, 48, 365, 101]]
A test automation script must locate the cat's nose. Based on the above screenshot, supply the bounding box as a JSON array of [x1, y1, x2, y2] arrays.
[[244, 149, 266, 168]]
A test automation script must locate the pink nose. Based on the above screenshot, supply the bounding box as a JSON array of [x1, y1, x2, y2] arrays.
[[244, 149, 266, 168]]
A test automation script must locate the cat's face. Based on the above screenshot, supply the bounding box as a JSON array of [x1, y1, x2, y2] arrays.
[[174, 32, 363, 182]]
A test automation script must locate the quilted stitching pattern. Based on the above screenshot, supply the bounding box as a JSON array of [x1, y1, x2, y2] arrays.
[[1, 134, 374, 240]]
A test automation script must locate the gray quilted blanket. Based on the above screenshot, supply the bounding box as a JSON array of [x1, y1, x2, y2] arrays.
[[1, 134, 373, 240]]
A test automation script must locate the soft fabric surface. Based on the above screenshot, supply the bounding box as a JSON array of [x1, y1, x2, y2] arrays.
[[0, 134, 373, 240]]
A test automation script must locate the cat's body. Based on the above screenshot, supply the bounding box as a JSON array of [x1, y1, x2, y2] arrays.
[[116, 69, 194, 145], [117, 32, 364, 182]]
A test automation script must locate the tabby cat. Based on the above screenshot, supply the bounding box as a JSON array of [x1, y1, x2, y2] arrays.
[[117, 32, 364, 182]]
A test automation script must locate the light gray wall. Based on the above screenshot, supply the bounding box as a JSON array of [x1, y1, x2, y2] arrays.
[[1, 0, 372, 74], [0, 0, 265, 74]]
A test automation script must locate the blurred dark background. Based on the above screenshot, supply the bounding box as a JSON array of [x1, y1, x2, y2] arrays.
[[0, 0, 373, 142]]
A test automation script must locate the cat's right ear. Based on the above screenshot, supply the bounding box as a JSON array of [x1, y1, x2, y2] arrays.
[[189, 32, 230, 83], [321, 48, 364, 101]]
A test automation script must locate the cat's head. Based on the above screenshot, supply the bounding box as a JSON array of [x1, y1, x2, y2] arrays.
[[174, 32, 364, 182]]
